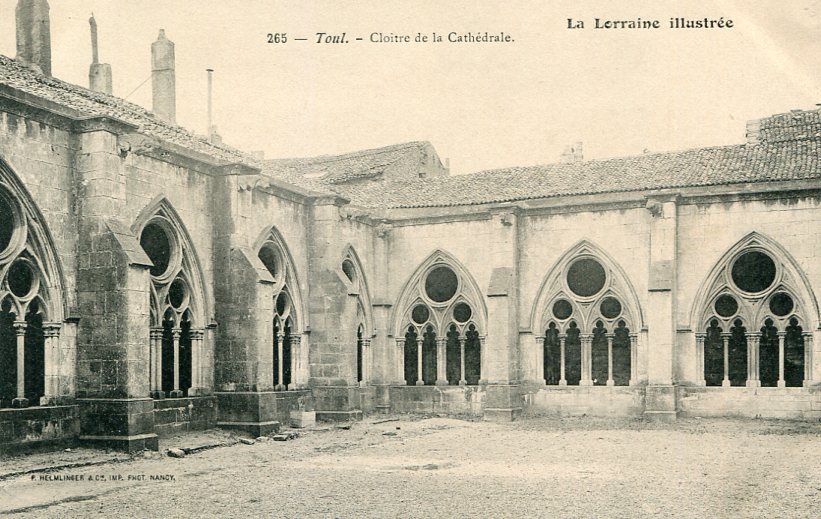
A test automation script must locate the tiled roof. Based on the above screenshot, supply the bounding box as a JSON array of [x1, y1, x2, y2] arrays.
[[265, 141, 431, 184], [336, 136, 820, 209], [262, 109, 821, 210], [0, 55, 253, 165]]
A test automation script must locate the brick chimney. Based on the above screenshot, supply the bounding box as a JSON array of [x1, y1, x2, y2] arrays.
[[88, 14, 113, 94], [151, 29, 176, 124], [15, 0, 52, 76]]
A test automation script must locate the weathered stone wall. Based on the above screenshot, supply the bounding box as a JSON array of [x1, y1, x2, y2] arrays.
[[153, 396, 216, 437], [523, 387, 645, 417], [0, 405, 78, 453], [678, 387, 821, 419]]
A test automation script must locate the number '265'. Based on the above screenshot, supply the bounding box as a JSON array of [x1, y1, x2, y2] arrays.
[[267, 33, 287, 43]]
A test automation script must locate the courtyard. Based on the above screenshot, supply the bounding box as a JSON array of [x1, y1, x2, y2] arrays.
[[1, 415, 820, 518]]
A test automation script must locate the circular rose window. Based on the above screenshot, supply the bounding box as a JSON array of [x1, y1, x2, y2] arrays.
[[552, 299, 573, 320], [567, 258, 606, 297], [731, 251, 776, 293], [424, 266, 458, 303]]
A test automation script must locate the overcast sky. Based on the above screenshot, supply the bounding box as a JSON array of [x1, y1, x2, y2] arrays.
[[1, 0, 819, 174]]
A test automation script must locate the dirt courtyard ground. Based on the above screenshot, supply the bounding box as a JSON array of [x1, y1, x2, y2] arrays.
[[1, 415, 821, 518]]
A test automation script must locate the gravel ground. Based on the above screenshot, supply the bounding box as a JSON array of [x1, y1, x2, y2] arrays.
[[1, 416, 821, 518]]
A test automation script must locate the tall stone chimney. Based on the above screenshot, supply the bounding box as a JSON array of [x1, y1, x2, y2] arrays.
[[151, 29, 176, 124], [15, 0, 52, 76], [88, 14, 113, 94]]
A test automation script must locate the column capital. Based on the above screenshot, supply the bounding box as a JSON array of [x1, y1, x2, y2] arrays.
[[361, 338, 371, 347], [189, 329, 205, 340], [12, 321, 27, 335], [535, 336, 545, 342], [150, 327, 164, 339], [42, 322, 62, 338], [171, 328, 182, 339], [777, 330, 787, 338], [721, 332, 732, 339], [695, 332, 707, 340], [605, 333, 615, 340], [290, 334, 302, 344]]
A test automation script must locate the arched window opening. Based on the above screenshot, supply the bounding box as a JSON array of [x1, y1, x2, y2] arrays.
[[422, 325, 437, 385], [535, 247, 640, 388], [140, 204, 206, 400], [784, 318, 804, 388], [23, 300, 45, 403], [728, 320, 747, 387], [0, 180, 64, 410], [704, 320, 724, 386], [464, 324, 481, 385], [543, 322, 561, 385], [565, 322, 582, 386], [259, 236, 304, 392], [759, 319, 778, 387], [404, 326, 418, 385], [591, 321, 608, 386], [340, 248, 373, 387], [696, 240, 814, 388], [612, 321, 631, 386], [395, 254, 486, 388]]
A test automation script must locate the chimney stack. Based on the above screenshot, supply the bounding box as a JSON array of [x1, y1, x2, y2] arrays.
[[151, 29, 176, 124], [15, 0, 52, 76], [88, 14, 113, 94]]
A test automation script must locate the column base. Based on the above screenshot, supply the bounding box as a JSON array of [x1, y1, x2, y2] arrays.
[[415, 381, 425, 386], [150, 390, 165, 399], [187, 387, 210, 396], [579, 380, 594, 387], [459, 380, 467, 386], [777, 381, 786, 388], [644, 384, 677, 422], [606, 380, 615, 387], [559, 380, 567, 386], [215, 391, 286, 436], [275, 384, 286, 391], [80, 433, 159, 453], [435, 380, 448, 387], [77, 397, 158, 452], [746, 380, 761, 388], [12, 397, 29, 408], [721, 380, 731, 387], [483, 384, 522, 422], [169, 390, 184, 398]]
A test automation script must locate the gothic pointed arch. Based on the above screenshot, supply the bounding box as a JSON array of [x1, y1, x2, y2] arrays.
[[0, 155, 68, 408], [689, 231, 819, 333], [530, 240, 644, 334], [0, 156, 67, 322], [253, 225, 306, 333], [338, 244, 374, 335], [393, 249, 487, 386], [391, 249, 487, 337], [133, 195, 209, 327]]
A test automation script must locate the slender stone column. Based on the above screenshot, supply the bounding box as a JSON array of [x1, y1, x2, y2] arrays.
[[149, 328, 163, 397], [580, 334, 593, 386], [477, 336, 487, 385], [721, 333, 730, 387], [559, 334, 567, 386], [41, 323, 62, 405], [535, 336, 545, 384], [459, 337, 467, 386], [436, 337, 447, 386], [746, 333, 760, 388], [629, 334, 638, 386], [189, 329, 205, 395], [416, 337, 424, 386], [288, 335, 300, 389], [360, 338, 371, 387], [606, 333, 615, 386], [395, 338, 405, 384], [12, 321, 28, 408], [170, 328, 183, 397], [803, 332, 813, 387], [695, 333, 706, 387], [777, 331, 786, 388], [275, 332, 285, 391]]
